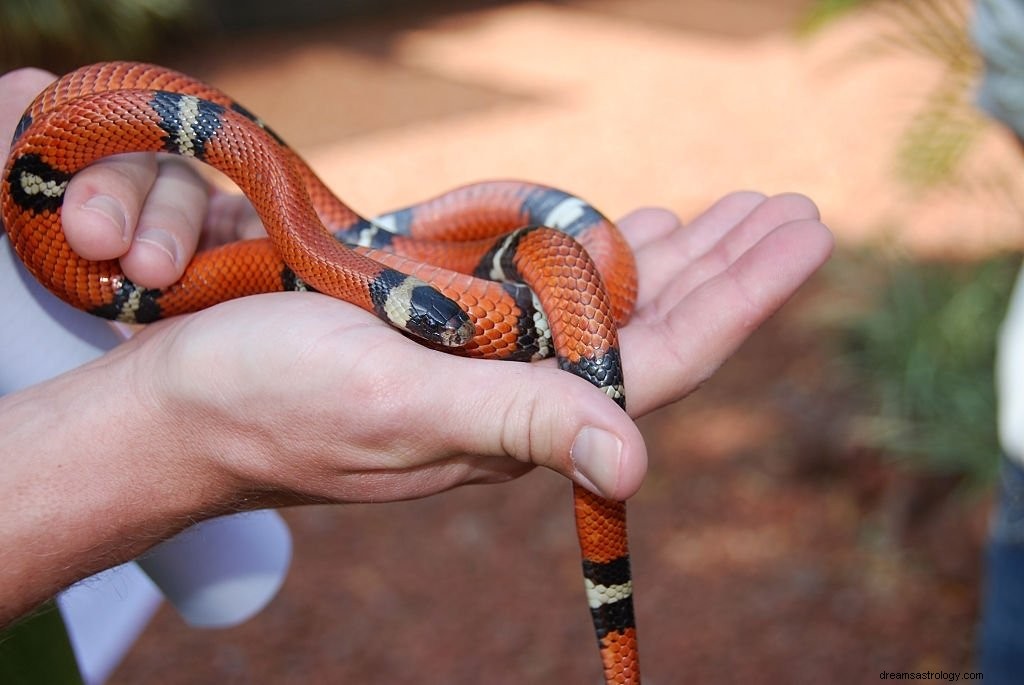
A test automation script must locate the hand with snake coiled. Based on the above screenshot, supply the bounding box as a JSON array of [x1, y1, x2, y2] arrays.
[[0, 66, 833, 628]]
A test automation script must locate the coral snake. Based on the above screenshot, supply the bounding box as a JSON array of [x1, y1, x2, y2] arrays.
[[1, 62, 641, 684]]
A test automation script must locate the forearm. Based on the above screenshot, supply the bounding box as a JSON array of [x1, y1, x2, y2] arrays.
[[0, 343, 232, 627]]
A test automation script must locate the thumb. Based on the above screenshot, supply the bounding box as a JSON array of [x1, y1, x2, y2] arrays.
[[440, 359, 648, 500]]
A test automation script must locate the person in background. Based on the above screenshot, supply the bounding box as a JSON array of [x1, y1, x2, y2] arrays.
[[973, 1, 1024, 681]]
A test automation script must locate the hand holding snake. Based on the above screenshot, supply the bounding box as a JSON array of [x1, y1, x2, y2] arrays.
[[0, 64, 833, 682]]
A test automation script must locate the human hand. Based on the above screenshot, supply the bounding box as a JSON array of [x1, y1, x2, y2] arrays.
[[112, 195, 830, 510], [1, 67, 832, 507], [617, 194, 831, 418], [1, 65, 832, 632], [0, 67, 262, 288]]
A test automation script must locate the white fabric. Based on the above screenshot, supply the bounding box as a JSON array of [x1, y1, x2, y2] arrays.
[[135, 510, 292, 629], [56, 565, 162, 685], [997, 265, 1024, 464], [1, 234, 292, 682]]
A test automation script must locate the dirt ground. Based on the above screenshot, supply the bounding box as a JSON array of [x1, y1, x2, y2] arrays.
[[103, 1, 1010, 682]]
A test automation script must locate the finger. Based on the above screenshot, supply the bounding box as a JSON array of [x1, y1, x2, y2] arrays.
[[674, 190, 769, 257], [199, 189, 265, 250], [0, 68, 55, 161], [677, 192, 820, 264], [628, 192, 767, 307], [413, 356, 649, 501], [664, 193, 821, 303], [118, 157, 209, 288], [622, 218, 834, 417], [639, 193, 823, 311], [62, 153, 159, 261], [616, 207, 682, 252]]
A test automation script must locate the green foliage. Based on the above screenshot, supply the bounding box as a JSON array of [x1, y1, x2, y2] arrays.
[[0, 601, 83, 684], [834, 252, 1019, 486], [866, 0, 983, 189], [798, 0, 877, 35], [895, 70, 985, 189], [802, 0, 986, 190], [0, 0, 197, 73], [802, 0, 1021, 487]]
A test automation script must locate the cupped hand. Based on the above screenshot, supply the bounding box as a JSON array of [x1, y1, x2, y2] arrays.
[[124, 196, 830, 507]]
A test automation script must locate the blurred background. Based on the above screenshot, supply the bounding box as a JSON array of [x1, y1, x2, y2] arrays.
[[3, 0, 1021, 682]]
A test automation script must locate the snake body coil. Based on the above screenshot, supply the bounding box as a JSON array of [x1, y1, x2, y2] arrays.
[[1, 62, 640, 684]]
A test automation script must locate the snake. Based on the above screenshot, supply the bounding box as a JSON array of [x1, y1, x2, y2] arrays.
[[1, 62, 641, 684]]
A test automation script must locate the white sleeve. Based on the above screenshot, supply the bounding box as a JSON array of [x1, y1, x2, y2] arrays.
[[998, 264, 1024, 465], [0, 233, 125, 392]]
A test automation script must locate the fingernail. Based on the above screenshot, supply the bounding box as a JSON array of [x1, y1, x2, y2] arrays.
[[136, 228, 181, 268], [82, 194, 129, 242], [570, 426, 622, 498]]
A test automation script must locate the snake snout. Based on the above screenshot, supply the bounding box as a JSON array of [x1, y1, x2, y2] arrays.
[[401, 284, 474, 348], [441, 315, 477, 348]]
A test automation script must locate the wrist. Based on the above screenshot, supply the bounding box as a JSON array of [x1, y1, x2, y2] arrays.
[[138, 316, 296, 506], [0, 337, 236, 625], [128, 322, 267, 507]]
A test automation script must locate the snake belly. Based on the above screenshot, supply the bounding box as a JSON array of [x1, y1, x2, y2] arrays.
[[0, 61, 641, 684]]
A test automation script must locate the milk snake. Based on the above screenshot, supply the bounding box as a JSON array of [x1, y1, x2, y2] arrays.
[[1, 62, 641, 684]]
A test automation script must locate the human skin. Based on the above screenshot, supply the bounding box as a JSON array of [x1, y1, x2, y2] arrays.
[[0, 67, 834, 627]]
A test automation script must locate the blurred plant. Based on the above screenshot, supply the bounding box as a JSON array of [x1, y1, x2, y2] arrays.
[[800, 0, 1019, 489], [872, 0, 985, 189], [803, 0, 987, 189], [799, 0, 875, 34], [0, 0, 198, 73], [829, 251, 1018, 487]]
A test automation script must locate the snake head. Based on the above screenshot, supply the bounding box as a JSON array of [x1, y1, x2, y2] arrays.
[[403, 291, 475, 348], [379, 275, 474, 348]]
